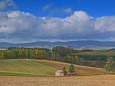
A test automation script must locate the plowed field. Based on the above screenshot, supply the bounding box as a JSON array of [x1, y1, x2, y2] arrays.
[[0, 75, 115, 86]]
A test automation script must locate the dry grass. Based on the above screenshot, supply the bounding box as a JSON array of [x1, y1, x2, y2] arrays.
[[34, 60, 105, 75], [0, 75, 115, 86]]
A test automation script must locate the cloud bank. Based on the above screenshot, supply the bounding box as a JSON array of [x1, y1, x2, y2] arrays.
[[0, 10, 115, 43]]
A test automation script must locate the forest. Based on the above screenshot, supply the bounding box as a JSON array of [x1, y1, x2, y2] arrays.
[[0, 46, 115, 68]]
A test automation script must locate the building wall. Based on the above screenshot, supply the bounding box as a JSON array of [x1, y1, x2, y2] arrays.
[[55, 73, 64, 76]]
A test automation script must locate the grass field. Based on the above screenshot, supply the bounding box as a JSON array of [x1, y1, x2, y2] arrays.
[[35, 60, 105, 75], [0, 71, 47, 77], [0, 59, 57, 76]]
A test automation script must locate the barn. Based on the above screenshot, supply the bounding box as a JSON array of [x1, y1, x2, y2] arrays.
[[55, 70, 64, 76], [66, 72, 77, 76]]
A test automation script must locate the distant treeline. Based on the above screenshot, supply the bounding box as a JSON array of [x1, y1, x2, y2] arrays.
[[0, 46, 79, 64], [0, 46, 115, 67]]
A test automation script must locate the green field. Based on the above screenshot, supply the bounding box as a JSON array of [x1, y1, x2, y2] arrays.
[[0, 71, 48, 77], [0, 59, 57, 76]]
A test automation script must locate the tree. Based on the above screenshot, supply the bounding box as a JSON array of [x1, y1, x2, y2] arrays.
[[104, 57, 115, 74], [52, 46, 75, 57], [73, 55, 80, 64], [62, 66, 67, 76], [64, 55, 71, 63], [69, 64, 75, 73]]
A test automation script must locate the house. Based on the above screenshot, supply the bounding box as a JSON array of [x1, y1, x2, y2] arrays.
[[66, 72, 77, 76], [55, 70, 64, 76]]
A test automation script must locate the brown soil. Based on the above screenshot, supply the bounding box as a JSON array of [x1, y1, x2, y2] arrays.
[[0, 75, 115, 86]]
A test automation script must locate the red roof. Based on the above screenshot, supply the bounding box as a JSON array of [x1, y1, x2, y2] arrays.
[[55, 70, 63, 73], [66, 72, 77, 76]]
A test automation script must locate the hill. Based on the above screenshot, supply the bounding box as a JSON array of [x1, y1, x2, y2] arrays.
[[0, 59, 105, 76], [34, 60, 105, 75], [0, 59, 57, 76]]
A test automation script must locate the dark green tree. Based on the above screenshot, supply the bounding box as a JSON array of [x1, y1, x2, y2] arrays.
[[69, 64, 75, 73], [62, 66, 67, 76]]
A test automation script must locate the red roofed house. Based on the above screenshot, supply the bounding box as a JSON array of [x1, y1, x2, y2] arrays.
[[55, 70, 64, 76], [66, 72, 77, 76]]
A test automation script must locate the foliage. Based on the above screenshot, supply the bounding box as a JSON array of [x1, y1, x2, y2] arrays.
[[52, 46, 75, 57], [3, 48, 48, 59], [69, 64, 75, 73], [1, 46, 115, 68], [62, 66, 67, 76], [77, 55, 107, 61], [104, 57, 115, 74], [0, 51, 4, 59], [64, 55, 80, 64]]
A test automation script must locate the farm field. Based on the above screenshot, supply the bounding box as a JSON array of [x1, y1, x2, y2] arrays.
[[0, 59, 57, 76], [0, 59, 105, 76], [0, 75, 115, 86], [35, 60, 105, 75]]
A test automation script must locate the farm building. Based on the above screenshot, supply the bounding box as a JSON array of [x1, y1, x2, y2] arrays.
[[66, 72, 77, 76], [55, 70, 64, 76]]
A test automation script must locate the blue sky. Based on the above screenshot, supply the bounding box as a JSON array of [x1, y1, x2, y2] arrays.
[[13, 0, 115, 18], [0, 0, 115, 43]]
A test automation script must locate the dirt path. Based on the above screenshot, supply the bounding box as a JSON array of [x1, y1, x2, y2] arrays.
[[0, 75, 115, 86]]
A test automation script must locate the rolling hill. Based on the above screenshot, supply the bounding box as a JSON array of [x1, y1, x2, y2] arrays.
[[0, 59, 57, 76], [0, 59, 105, 76], [34, 60, 105, 75]]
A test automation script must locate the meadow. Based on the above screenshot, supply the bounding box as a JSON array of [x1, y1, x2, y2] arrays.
[[0, 59, 57, 76]]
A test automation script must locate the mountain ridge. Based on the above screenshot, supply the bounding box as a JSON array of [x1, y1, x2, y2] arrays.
[[0, 40, 115, 48]]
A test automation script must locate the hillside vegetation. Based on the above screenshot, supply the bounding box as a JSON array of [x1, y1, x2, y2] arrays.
[[1, 47, 115, 68]]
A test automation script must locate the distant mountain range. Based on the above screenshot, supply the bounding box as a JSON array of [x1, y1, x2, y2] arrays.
[[0, 40, 115, 48]]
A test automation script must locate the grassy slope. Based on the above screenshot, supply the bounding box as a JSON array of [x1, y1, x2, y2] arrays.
[[0, 59, 105, 76], [35, 60, 105, 75], [0, 59, 57, 76]]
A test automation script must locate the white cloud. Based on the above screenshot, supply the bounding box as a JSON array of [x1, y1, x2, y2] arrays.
[[63, 8, 73, 14], [95, 16, 115, 32], [0, 0, 15, 10], [42, 4, 52, 11], [0, 10, 115, 43]]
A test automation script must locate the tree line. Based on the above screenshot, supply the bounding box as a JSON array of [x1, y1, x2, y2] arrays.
[[0, 46, 115, 68], [0, 47, 80, 64]]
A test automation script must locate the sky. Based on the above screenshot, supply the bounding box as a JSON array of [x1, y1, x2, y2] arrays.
[[0, 0, 115, 43]]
